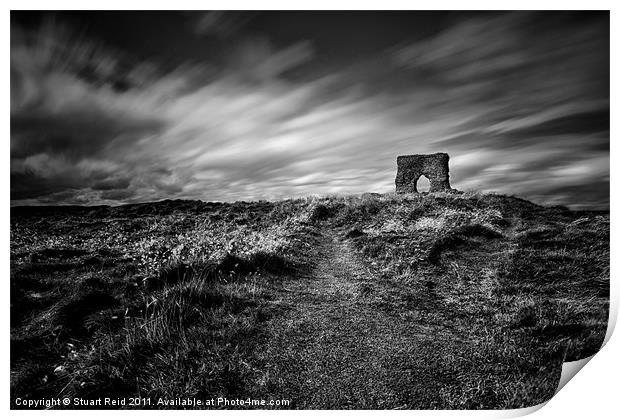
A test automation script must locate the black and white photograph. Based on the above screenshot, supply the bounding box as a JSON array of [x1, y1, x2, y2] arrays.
[[9, 9, 610, 410]]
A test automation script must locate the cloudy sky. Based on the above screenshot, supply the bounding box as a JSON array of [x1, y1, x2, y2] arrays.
[[10, 11, 609, 209]]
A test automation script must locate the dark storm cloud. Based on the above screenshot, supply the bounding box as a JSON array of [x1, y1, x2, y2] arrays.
[[11, 171, 74, 200], [11, 108, 164, 160], [92, 176, 132, 191], [10, 11, 609, 209]]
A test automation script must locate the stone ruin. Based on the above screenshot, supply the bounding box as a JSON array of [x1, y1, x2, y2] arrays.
[[395, 153, 452, 193]]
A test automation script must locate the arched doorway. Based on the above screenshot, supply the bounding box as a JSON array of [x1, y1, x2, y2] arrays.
[[417, 175, 431, 193]]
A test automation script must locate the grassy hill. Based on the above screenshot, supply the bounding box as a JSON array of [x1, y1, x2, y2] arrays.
[[10, 191, 609, 409]]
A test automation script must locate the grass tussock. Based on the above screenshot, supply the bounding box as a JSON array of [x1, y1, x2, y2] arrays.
[[11, 199, 312, 405]]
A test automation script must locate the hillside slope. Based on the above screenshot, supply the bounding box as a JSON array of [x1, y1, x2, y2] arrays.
[[10, 192, 609, 409]]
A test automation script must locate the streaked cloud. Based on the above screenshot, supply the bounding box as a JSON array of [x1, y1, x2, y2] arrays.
[[10, 12, 609, 209]]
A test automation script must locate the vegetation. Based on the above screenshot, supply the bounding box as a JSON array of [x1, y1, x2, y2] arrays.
[[10, 192, 609, 409]]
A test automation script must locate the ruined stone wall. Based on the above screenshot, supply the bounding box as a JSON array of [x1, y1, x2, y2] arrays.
[[395, 153, 451, 193]]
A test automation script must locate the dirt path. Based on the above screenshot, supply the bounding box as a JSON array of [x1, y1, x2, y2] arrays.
[[255, 228, 447, 409]]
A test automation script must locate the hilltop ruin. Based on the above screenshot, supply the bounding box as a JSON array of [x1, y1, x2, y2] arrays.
[[395, 153, 451, 193]]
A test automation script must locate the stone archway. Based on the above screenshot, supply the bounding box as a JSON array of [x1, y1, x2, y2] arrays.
[[395, 153, 451, 193]]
